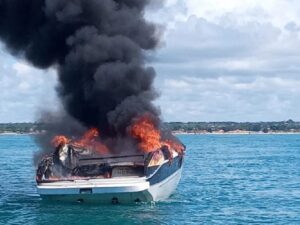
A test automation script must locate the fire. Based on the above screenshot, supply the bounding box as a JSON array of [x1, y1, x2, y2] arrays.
[[73, 128, 99, 147], [130, 114, 161, 153], [162, 139, 185, 155], [73, 128, 108, 154], [51, 135, 70, 148], [51, 116, 184, 156], [130, 114, 185, 155], [51, 128, 108, 154]]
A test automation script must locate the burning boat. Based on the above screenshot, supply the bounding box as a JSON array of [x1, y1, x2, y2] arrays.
[[36, 116, 185, 204], [0, 0, 185, 205]]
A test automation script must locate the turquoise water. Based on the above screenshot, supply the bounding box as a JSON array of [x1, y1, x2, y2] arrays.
[[0, 134, 299, 225]]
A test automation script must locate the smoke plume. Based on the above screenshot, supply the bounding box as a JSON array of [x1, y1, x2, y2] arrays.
[[0, 0, 161, 140]]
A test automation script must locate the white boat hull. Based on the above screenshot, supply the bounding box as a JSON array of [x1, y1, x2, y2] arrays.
[[37, 168, 182, 203]]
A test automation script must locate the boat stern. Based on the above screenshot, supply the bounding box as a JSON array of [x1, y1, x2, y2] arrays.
[[37, 177, 152, 203]]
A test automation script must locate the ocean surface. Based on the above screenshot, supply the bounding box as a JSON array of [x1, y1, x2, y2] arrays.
[[0, 134, 299, 225]]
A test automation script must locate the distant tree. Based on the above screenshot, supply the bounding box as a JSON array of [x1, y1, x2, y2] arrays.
[[263, 128, 269, 133]]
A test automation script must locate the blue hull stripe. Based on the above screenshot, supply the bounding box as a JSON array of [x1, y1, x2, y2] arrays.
[[146, 156, 183, 185]]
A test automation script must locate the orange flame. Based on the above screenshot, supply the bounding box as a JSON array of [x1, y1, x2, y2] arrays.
[[130, 114, 185, 155], [73, 128, 99, 147], [51, 128, 108, 154], [130, 114, 161, 153], [73, 128, 108, 154], [162, 139, 185, 155], [51, 118, 184, 156], [51, 135, 70, 148]]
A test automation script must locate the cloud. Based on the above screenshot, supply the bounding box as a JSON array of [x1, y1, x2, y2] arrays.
[[157, 76, 300, 122], [13, 62, 32, 75], [2, 1, 300, 122], [0, 51, 58, 122], [150, 1, 300, 121]]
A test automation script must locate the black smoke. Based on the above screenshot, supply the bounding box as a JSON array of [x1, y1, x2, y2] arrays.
[[0, 0, 161, 139]]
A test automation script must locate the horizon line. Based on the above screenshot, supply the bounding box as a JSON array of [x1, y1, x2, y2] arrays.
[[0, 119, 298, 124]]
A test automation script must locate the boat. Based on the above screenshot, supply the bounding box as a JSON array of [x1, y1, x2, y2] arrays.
[[36, 143, 185, 204]]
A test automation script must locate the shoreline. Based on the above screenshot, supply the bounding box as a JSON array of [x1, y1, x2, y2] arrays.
[[0, 132, 39, 136], [173, 131, 300, 135], [2, 131, 300, 136]]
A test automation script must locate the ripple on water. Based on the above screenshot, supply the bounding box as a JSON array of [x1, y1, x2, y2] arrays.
[[0, 134, 300, 224]]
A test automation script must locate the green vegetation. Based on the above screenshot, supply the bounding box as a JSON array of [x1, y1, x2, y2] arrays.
[[164, 120, 300, 133], [1, 120, 300, 134], [0, 123, 42, 134]]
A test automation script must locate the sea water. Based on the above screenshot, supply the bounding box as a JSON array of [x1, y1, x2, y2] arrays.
[[0, 134, 299, 225]]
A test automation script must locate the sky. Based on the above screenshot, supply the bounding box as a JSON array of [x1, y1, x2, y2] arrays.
[[1, 0, 300, 122]]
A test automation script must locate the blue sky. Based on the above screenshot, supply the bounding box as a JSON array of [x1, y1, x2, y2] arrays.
[[2, 0, 300, 122]]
